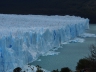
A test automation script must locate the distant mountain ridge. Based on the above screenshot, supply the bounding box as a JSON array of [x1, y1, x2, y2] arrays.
[[0, 0, 96, 23]]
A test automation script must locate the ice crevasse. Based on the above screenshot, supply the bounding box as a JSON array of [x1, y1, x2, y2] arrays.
[[0, 14, 89, 72]]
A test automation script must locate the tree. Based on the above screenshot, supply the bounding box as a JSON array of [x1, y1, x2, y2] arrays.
[[52, 69, 59, 72], [76, 44, 96, 72], [60, 67, 71, 72], [76, 58, 91, 70], [88, 44, 96, 61], [13, 67, 22, 72], [36, 65, 43, 72], [88, 44, 96, 72]]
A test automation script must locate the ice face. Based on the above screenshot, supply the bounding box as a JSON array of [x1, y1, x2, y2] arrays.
[[0, 14, 89, 72]]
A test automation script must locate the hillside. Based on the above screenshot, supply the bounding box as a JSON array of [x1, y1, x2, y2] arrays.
[[0, 0, 96, 23]]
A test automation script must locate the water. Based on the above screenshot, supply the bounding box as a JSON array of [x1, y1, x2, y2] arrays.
[[30, 24, 96, 71]]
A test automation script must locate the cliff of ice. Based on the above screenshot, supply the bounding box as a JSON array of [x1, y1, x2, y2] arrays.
[[0, 14, 89, 72]]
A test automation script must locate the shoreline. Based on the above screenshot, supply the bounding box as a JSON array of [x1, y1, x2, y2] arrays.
[[30, 24, 96, 71]]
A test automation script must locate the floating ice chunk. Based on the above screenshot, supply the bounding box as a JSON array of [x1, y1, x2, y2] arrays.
[[43, 51, 60, 56], [62, 42, 70, 44], [37, 59, 41, 61], [62, 38, 85, 44], [69, 38, 85, 43], [80, 33, 96, 37], [51, 47, 60, 51]]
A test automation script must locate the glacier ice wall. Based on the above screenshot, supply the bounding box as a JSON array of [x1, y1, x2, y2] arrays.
[[0, 14, 89, 72]]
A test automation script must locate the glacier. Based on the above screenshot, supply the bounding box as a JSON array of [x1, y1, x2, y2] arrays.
[[0, 14, 89, 72]]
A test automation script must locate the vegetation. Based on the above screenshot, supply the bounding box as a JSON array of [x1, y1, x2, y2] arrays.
[[60, 67, 71, 72], [76, 58, 91, 71], [36, 65, 43, 72], [51, 44, 96, 72], [13, 65, 43, 72], [76, 44, 96, 72], [52, 67, 71, 72], [13, 67, 22, 72], [52, 69, 59, 72]]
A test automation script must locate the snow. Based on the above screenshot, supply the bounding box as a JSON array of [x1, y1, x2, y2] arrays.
[[0, 14, 90, 72], [22, 65, 50, 72]]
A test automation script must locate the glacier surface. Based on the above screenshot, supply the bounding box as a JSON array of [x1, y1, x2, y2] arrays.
[[0, 14, 89, 72]]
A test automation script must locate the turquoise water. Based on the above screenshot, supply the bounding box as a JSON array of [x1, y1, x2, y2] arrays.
[[30, 24, 96, 71]]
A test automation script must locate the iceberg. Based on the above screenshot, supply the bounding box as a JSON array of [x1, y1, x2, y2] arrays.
[[0, 14, 89, 72]]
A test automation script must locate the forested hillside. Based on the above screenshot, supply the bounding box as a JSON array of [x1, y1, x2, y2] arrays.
[[0, 0, 96, 23]]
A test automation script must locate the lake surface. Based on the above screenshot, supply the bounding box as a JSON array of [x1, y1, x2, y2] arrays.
[[30, 24, 96, 71]]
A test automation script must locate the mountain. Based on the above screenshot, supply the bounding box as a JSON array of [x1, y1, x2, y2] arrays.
[[0, 0, 96, 23]]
